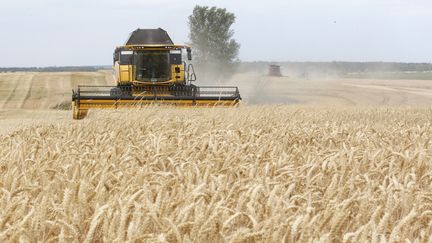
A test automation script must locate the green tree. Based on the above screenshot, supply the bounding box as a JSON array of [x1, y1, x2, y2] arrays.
[[188, 5, 240, 80]]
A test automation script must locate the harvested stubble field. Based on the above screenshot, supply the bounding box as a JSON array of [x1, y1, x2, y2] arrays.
[[1, 106, 432, 242]]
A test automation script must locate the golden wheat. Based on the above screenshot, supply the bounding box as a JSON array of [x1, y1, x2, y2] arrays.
[[0, 106, 431, 242]]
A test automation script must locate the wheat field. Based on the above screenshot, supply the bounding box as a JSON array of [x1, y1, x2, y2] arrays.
[[0, 106, 431, 242]]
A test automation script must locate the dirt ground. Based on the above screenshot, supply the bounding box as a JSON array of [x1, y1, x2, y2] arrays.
[[0, 70, 431, 133]]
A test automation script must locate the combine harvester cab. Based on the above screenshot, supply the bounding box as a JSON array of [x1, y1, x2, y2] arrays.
[[72, 28, 241, 119]]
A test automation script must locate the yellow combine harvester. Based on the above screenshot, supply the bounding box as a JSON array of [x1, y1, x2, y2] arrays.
[[72, 28, 241, 119]]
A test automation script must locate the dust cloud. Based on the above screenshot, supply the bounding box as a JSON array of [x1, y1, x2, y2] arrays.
[[192, 61, 432, 106]]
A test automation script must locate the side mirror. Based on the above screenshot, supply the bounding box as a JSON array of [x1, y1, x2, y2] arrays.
[[187, 48, 192, 61]]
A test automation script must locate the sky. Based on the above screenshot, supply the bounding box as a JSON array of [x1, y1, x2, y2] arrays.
[[0, 0, 431, 67]]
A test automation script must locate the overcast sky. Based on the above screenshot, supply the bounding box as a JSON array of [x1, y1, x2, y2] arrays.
[[0, 0, 431, 67]]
